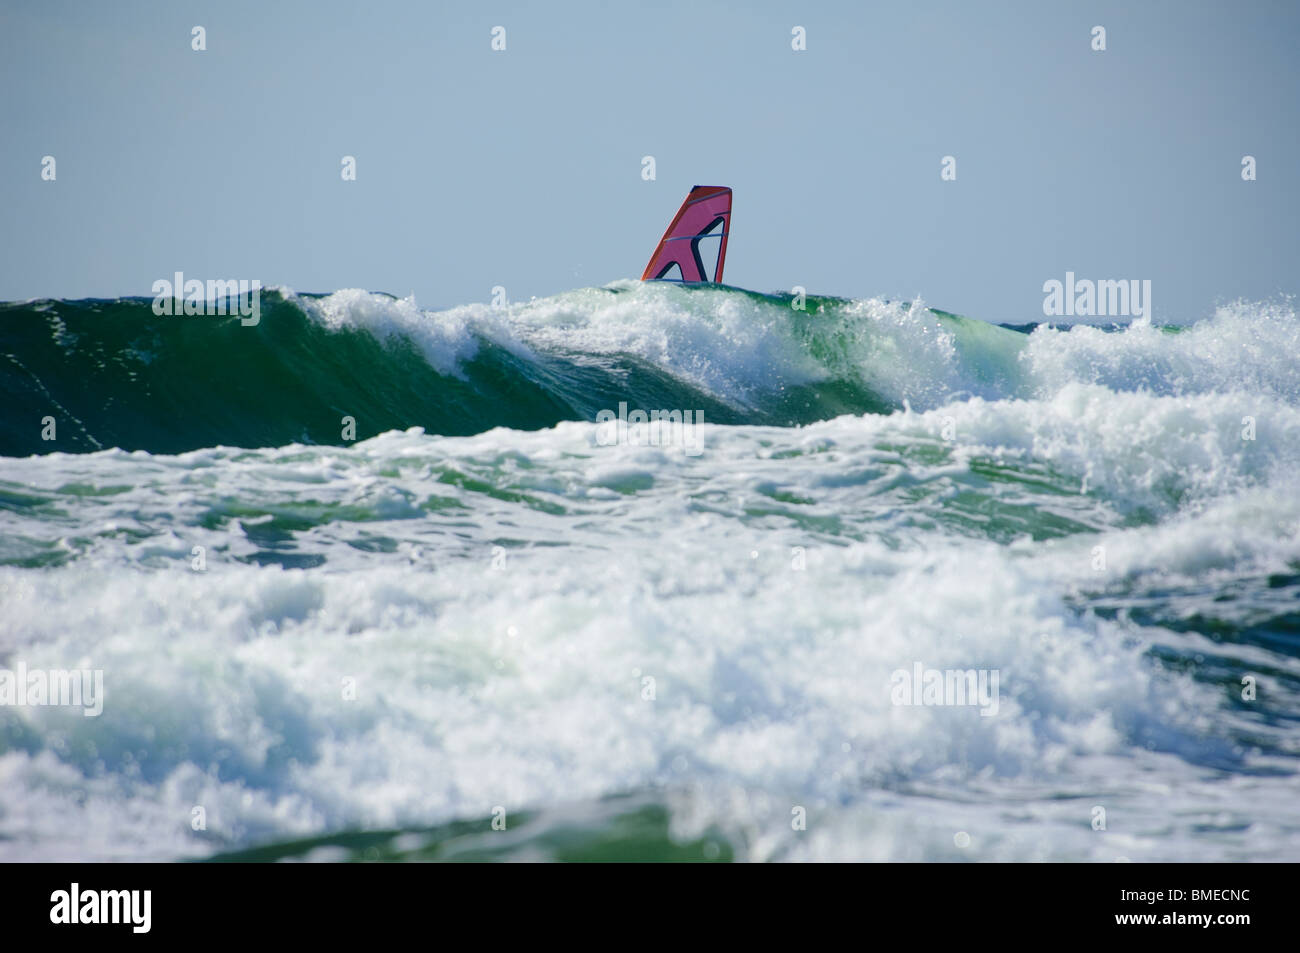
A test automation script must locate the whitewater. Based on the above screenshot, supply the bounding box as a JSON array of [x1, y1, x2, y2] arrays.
[[1, 282, 1298, 861]]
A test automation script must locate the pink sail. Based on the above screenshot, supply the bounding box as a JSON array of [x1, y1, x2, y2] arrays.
[[640, 186, 732, 283]]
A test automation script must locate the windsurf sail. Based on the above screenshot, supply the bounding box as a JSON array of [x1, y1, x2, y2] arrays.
[[640, 185, 731, 284]]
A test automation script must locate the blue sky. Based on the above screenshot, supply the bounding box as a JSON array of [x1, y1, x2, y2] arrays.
[[2, 0, 1297, 322]]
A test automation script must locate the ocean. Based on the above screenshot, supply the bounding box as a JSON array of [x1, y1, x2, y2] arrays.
[[1, 282, 1298, 861]]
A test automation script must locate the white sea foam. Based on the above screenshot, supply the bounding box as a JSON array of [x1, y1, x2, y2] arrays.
[[1022, 298, 1300, 401], [293, 285, 1300, 421], [303, 288, 531, 379], [3, 341, 1300, 858]]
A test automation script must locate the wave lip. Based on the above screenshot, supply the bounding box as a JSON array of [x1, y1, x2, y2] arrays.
[[4, 285, 1298, 457]]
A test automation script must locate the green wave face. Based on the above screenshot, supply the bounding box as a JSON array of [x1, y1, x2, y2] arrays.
[[0, 285, 1030, 456]]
